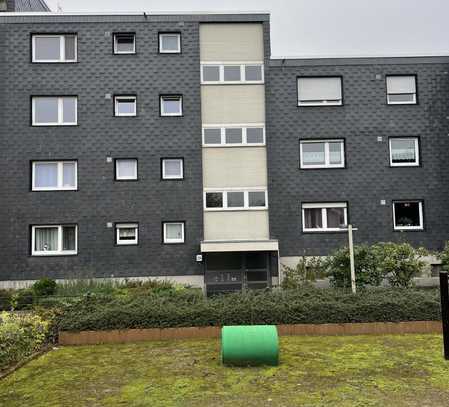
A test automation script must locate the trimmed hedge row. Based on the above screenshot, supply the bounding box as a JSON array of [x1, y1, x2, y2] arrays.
[[57, 288, 441, 331]]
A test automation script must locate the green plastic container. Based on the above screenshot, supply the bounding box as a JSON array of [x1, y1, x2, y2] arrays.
[[221, 325, 279, 366]]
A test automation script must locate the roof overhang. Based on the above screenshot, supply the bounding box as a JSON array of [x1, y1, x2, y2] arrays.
[[200, 240, 279, 253]]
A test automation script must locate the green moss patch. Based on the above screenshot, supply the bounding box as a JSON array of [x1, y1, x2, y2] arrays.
[[1, 335, 449, 406]]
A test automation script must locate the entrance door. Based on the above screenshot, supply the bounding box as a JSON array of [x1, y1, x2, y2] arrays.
[[205, 252, 270, 295]]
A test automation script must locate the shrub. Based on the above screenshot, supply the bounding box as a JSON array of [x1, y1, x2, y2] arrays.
[[325, 244, 384, 288], [57, 287, 441, 332], [438, 241, 449, 271], [0, 312, 50, 370], [281, 256, 324, 289], [0, 289, 13, 311], [372, 242, 427, 287], [32, 278, 57, 297], [10, 289, 34, 310]]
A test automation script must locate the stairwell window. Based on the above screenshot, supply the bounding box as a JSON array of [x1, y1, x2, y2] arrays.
[[159, 33, 181, 53], [393, 201, 423, 230], [302, 202, 347, 232], [32, 96, 77, 126], [32, 161, 77, 191], [202, 125, 265, 146], [113, 33, 136, 54], [31, 225, 77, 256], [300, 140, 345, 168], [204, 189, 268, 210], [201, 63, 264, 84], [32, 34, 77, 63], [389, 137, 419, 166], [297, 77, 343, 106], [386, 75, 417, 104]]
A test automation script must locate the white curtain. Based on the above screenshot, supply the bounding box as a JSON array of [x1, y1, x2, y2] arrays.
[[298, 77, 342, 101], [35, 228, 58, 251], [35, 163, 58, 188], [166, 224, 182, 239]]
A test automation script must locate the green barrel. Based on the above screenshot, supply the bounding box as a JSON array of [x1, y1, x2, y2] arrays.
[[221, 325, 279, 366]]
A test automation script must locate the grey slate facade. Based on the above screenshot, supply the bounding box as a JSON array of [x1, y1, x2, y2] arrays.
[[0, 11, 448, 284], [267, 57, 449, 257]]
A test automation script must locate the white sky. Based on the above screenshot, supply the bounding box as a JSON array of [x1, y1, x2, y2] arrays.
[[44, 0, 449, 58]]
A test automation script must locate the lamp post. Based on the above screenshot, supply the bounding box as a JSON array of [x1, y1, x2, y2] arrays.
[[341, 224, 358, 294]]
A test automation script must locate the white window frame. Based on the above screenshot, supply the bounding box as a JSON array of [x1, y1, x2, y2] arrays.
[[204, 188, 268, 211], [297, 77, 343, 106], [113, 33, 136, 55], [161, 158, 184, 180], [389, 137, 420, 167], [200, 62, 264, 84], [32, 34, 78, 63], [115, 223, 138, 245], [163, 222, 185, 244], [302, 202, 348, 232], [386, 75, 417, 105], [115, 159, 138, 181], [114, 95, 137, 117], [32, 96, 78, 126], [393, 201, 424, 231], [300, 139, 345, 169], [32, 161, 77, 191], [31, 224, 78, 256], [159, 33, 181, 54], [160, 95, 183, 116], [202, 124, 266, 147]]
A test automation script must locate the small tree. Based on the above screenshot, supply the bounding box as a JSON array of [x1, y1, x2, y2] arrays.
[[281, 256, 324, 289], [372, 242, 427, 287], [325, 244, 383, 289], [438, 241, 449, 271]]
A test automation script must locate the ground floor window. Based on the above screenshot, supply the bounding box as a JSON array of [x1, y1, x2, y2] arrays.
[[393, 201, 423, 230], [31, 224, 77, 256], [115, 223, 138, 245], [302, 202, 347, 232], [163, 222, 185, 244]]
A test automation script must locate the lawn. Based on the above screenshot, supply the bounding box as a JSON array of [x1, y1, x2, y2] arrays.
[[1, 334, 449, 407]]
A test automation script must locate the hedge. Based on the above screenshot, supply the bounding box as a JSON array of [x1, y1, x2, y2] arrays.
[[57, 287, 441, 332]]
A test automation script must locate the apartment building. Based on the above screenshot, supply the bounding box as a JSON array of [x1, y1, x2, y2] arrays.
[[1, 4, 448, 292]]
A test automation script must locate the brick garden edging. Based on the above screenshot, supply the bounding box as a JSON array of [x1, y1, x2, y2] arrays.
[[59, 321, 442, 345]]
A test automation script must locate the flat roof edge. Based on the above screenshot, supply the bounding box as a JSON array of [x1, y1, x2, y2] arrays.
[[270, 55, 449, 66]]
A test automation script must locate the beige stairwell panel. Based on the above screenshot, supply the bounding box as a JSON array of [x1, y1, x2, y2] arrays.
[[204, 211, 269, 241], [201, 85, 265, 124], [203, 147, 267, 188], [200, 23, 264, 62]]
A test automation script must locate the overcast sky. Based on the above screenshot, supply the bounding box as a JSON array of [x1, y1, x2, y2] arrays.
[[43, 0, 449, 58]]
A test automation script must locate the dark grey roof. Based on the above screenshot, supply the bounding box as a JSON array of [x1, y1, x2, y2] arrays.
[[270, 55, 449, 67], [6, 0, 50, 12]]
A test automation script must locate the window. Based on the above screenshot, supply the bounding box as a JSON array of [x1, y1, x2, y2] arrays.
[[297, 77, 343, 106], [389, 137, 419, 167], [115, 223, 138, 245], [114, 96, 136, 116], [32, 34, 77, 63], [159, 33, 181, 53], [386, 75, 417, 105], [300, 140, 345, 169], [302, 203, 347, 232], [201, 64, 264, 84], [32, 161, 77, 191], [163, 222, 185, 244], [393, 201, 423, 230], [162, 158, 183, 180], [113, 33, 136, 54], [31, 225, 77, 256], [32, 96, 77, 126], [202, 125, 265, 146], [204, 189, 268, 210], [115, 159, 137, 180], [160, 95, 182, 116]]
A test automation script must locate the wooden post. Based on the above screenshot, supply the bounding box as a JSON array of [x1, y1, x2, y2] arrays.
[[439, 271, 449, 360]]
